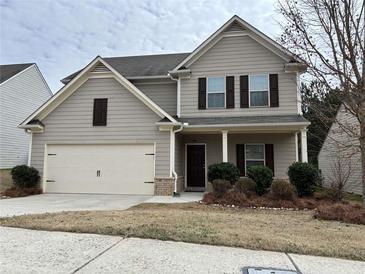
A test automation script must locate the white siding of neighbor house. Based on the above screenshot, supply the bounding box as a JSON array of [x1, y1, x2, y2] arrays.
[[31, 78, 170, 178], [133, 81, 177, 116], [0, 65, 51, 169], [318, 108, 361, 194], [179, 133, 296, 180], [180, 35, 299, 117]]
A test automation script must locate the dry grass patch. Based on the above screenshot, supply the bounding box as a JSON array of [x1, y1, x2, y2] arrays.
[[1, 202, 364, 261]]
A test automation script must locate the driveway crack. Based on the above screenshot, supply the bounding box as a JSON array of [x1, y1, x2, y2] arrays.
[[71, 237, 124, 273]]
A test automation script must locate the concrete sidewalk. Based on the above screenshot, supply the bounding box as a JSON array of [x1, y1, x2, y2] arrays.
[[1, 227, 363, 274]]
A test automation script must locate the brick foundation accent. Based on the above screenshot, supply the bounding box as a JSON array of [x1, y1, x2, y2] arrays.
[[154, 177, 174, 196]]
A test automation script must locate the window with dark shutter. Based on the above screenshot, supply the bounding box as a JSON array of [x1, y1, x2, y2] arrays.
[[240, 75, 249, 108], [226, 76, 234, 108], [93, 98, 108, 126], [269, 74, 279, 107], [236, 144, 245, 176], [265, 144, 275, 176], [198, 78, 206, 109]]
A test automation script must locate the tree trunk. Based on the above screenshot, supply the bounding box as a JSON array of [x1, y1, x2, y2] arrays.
[[360, 117, 365, 206]]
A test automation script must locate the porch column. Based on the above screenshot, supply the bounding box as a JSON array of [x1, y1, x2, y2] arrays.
[[222, 130, 228, 162], [300, 128, 308, 162], [294, 132, 299, 162]]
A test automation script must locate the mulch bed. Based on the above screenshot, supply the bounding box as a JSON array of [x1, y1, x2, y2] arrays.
[[1, 186, 42, 198], [202, 192, 365, 224]]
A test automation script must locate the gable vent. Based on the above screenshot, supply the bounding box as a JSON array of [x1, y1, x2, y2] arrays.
[[91, 63, 110, 73], [225, 21, 246, 32]]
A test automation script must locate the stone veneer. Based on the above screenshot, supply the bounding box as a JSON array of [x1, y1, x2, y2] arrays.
[[154, 177, 174, 196]]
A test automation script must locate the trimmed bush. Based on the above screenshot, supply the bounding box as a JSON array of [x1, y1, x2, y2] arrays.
[[212, 179, 232, 198], [11, 165, 40, 188], [288, 162, 318, 197], [208, 162, 240, 184], [235, 177, 256, 196], [218, 191, 247, 206], [247, 166, 273, 195], [270, 179, 296, 200]]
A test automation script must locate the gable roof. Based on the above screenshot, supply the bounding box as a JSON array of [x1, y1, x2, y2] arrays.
[[20, 57, 178, 128], [171, 15, 305, 71], [61, 53, 190, 84], [0, 63, 34, 84]]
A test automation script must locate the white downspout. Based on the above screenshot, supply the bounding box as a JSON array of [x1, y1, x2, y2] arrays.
[[168, 73, 181, 118], [27, 130, 33, 166], [171, 123, 183, 196], [176, 78, 181, 118]]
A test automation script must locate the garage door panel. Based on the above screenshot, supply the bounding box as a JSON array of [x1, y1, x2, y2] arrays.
[[45, 144, 155, 195]]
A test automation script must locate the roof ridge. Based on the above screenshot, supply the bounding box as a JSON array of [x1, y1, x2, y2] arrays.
[[0, 62, 35, 67], [103, 52, 190, 59]]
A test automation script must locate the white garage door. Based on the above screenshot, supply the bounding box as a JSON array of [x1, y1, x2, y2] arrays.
[[45, 144, 155, 195]]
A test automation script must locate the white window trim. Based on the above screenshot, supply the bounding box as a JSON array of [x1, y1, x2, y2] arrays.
[[206, 76, 226, 109], [249, 74, 270, 107], [245, 143, 266, 174]]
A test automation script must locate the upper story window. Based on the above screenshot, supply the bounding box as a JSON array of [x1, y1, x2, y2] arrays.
[[93, 98, 108, 126], [207, 77, 225, 108], [249, 75, 269, 107]]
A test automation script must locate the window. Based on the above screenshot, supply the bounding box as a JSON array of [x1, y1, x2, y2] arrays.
[[93, 98, 108, 126], [245, 144, 265, 170], [207, 77, 225, 108], [249, 75, 269, 107]]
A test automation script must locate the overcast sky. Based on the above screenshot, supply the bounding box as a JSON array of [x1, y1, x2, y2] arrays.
[[0, 0, 280, 92]]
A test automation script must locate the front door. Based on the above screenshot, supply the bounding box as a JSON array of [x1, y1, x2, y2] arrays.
[[186, 144, 206, 190]]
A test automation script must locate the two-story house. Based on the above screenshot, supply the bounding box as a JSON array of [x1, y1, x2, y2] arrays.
[[0, 63, 52, 190], [19, 16, 309, 196]]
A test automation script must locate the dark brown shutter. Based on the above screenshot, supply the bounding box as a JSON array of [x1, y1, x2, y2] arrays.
[[240, 75, 249, 108], [269, 74, 279, 107], [265, 144, 274, 176], [226, 76, 234, 108], [198, 78, 206, 109], [93, 98, 108, 126], [236, 144, 245, 176]]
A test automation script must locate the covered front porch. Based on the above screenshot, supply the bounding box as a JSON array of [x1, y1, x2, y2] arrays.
[[174, 124, 308, 193]]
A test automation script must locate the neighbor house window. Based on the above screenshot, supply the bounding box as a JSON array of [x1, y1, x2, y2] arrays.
[[249, 75, 269, 107], [207, 77, 225, 108], [245, 144, 265, 171]]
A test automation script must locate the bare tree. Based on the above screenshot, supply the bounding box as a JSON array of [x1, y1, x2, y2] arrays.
[[329, 149, 353, 201], [277, 0, 365, 204]]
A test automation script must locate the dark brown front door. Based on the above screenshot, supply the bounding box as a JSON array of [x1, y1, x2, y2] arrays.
[[186, 144, 205, 189]]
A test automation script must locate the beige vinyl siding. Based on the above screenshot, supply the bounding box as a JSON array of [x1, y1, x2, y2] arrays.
[[181, 35, 299, 117], [318, 108, 361, 194], [0, 65, 51, 168], [175, 133, 183, 176], [133, 81, 177, 116], [180, 133, 296, 179], [31, 78, 170, 178]]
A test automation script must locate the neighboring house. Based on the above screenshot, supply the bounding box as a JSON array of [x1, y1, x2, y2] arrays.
[[0, 63, 52, 189], [318, 106, 361, 194], [20, 15, 310, 196]]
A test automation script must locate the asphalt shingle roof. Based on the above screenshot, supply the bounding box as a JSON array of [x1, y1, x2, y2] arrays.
[[62, 53, 190, 83], [0, 63, 34, 84]]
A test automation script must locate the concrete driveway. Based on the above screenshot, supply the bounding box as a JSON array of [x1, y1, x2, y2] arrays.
[[0, 194, 152, 217], [1, 227, 364, 274]]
